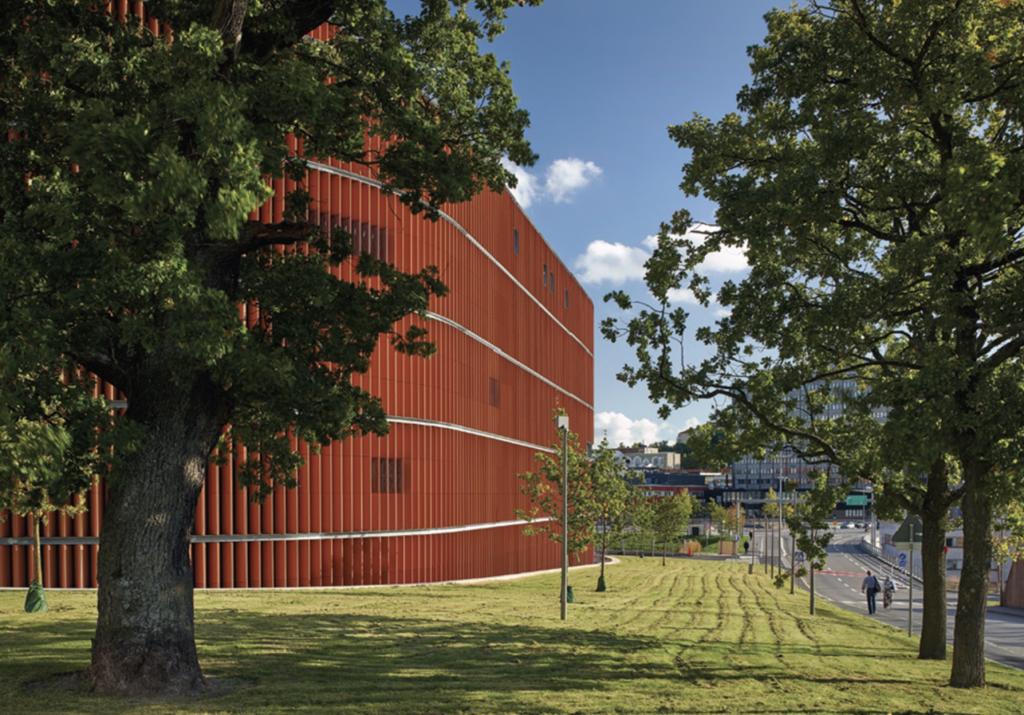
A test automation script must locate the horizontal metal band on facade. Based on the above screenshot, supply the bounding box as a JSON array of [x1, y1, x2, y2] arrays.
[[97, 408, 558, 456], [304, 159, 593, 358], [0, 517, 554, 546], [424, 310, 592, 410], [385, 415, 556, 454]]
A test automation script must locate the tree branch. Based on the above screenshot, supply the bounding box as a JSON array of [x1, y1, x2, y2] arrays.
[[238, 220, 317, 253]]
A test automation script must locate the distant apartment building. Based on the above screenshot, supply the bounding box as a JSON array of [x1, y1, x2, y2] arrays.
[[615, 447, 681, 470], [730, 378, 886, 491]]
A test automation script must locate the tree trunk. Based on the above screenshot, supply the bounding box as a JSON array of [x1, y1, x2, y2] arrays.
[[918, 507, 947, 660], [950, 474, 993, 688], [809, 562, 815, 615], [88, 382, 224, 696]]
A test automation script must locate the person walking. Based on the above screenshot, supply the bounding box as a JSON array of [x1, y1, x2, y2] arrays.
[[861, 570, 880, 615], [882, 576, 896, 609]]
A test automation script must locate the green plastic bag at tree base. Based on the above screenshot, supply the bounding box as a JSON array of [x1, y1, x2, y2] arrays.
[[566, 585, 574, 603], [24, 580, 47, 613]]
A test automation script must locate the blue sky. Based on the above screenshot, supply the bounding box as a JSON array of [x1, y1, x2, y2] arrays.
[[395, 1, 783, 445], [482, 1, 784, 446]]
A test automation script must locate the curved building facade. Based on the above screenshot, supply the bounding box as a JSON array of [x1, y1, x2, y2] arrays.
[[0, 137, 595, 589]]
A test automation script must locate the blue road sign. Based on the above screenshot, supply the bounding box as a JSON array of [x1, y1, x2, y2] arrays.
[[898, 553, 907, 569]]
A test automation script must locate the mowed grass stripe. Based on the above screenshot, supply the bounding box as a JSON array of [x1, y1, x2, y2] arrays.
[[2, 556, 1024, 714]]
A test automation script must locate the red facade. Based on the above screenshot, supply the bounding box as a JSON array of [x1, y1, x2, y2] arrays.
[[0, 84, 595, 588]]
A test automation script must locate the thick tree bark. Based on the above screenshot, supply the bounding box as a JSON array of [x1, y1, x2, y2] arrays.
[[918, 507, 947, 660], [88, 380, 225, 696], [950, 473, 993, 688], [918, 458, 950, 660]]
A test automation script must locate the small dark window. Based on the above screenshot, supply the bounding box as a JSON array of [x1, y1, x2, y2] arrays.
[[513, 228, 519, 255], [368, 225, 378, 258], [371, 458, 404, 493], [338, 217, 352, 252], [564, 288, 569, 308], [378, 227, 388, 262], [360, 222, 370, 255], [946, 537, 955, 548], [489, 377, 500, 408]]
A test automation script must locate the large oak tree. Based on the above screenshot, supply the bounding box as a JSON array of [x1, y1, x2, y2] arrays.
[[0, 0, 539, 695], [605, 0, 1024, 688]]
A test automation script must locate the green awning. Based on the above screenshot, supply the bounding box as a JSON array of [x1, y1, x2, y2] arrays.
[[845, 494, 868, 506]]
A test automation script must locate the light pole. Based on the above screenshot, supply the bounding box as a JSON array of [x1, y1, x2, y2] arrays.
[[557, 414, 569, 621], [790, 526, 796, 594], [777, 478, 784, 578], [810, 527, 816, 615], [908, 521, 914, 637]]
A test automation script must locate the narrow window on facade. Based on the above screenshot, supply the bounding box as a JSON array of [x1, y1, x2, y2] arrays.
[[513, 228, 519, 255], [489, 377, 500, 408], [368, 225, 378, 258], [371, 457, 404, 493], [564, 288, 569, 309], [338, 217, 351, 252], [360, 222, 370, 255], [344, 220, 391, 262]]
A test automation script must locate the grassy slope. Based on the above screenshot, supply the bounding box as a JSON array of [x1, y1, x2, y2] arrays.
[[2, 557, 1023, 714]]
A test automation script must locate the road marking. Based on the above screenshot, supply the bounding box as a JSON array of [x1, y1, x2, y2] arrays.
[[819, 569, 861, 577]]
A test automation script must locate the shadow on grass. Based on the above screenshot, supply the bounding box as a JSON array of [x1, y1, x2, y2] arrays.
[[5, 610, 672, 712], [673, 640, 1024, 695]]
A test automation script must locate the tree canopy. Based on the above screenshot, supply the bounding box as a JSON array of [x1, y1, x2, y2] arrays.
[[517, 419, 597, 559], [604, 0, 1024, 688], [0, 0, 542, 694]]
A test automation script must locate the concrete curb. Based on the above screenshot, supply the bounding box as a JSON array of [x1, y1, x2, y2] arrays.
[[0, 557, 619, 593]]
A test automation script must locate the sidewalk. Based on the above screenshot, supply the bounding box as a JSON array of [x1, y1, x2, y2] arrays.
[[989, 606, 1024, 620]]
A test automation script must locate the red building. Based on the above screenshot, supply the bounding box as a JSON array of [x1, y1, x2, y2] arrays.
[[0, 120, 594, 589]]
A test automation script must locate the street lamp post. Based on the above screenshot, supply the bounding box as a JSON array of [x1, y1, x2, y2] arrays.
[[908, 521, 914, 637], [777, 478, 784, 578], [557, 414, 569, 621]]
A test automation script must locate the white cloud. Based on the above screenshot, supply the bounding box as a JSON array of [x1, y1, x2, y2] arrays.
[[595, 412, 688, 447], [545, 158, 603, 203], [645, 223, 748, 274], [666, 287, 718, 305], [700, 244, 748, 273], [595, 412, 661, 446], [502, 156, 602, 209], [573, 240, 648, 284], [501, 158, 540, 209], [575, 223, 746, 303]]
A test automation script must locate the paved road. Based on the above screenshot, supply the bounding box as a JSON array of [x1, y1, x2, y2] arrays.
[[750, 527, 1024, 670]]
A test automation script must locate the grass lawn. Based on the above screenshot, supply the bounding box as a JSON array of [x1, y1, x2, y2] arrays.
[[2, 557, 1023, 713]]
